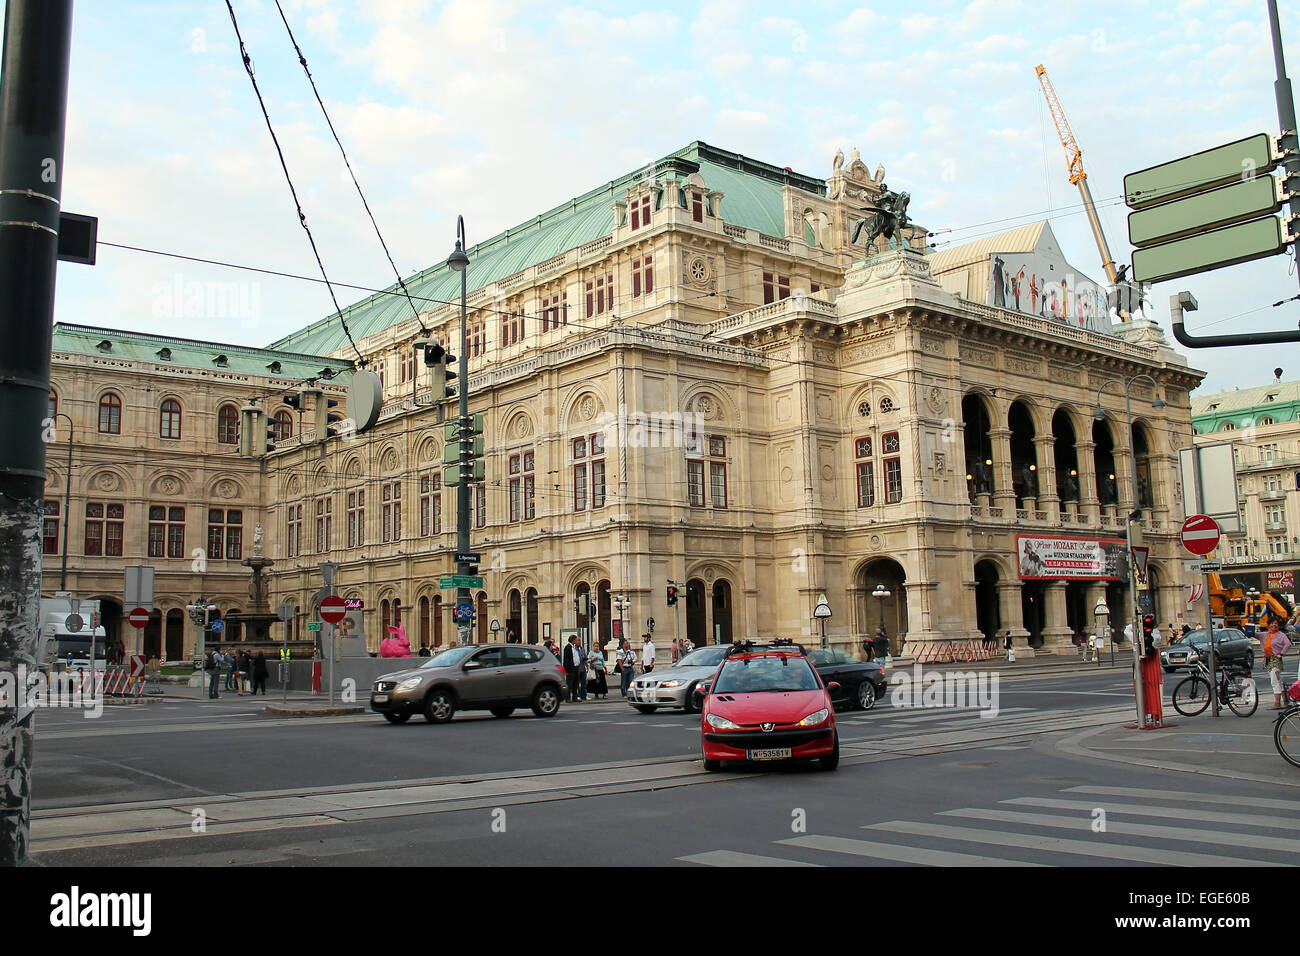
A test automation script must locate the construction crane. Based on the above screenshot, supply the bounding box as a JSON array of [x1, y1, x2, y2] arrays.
[[1035, 63, 1137, 321]]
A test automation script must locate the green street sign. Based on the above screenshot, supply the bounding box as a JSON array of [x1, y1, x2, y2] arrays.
[[1125, 133, 1276, 209], [440, 575, 484, 589], [306, 622, 322, 631], [1128, 175, 1283, 248], [1131, 215, 1287, 284]]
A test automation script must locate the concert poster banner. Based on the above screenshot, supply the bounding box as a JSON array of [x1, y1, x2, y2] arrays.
[[1017, 535, 1129, 581]]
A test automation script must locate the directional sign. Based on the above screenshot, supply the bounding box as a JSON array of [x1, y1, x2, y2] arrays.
[[1128, 175, 1283, 248], [1180, 514, 1221, 556], [440, 575, 485, 590], [128, 607, 150, 630], [455, 552, 481, 564], [319, 595, 347, 624], [1131, 215, 1288, 284], [129, 655, 146, 678], [1125, 133, 1277, 209], [306, 622, 322, 632]]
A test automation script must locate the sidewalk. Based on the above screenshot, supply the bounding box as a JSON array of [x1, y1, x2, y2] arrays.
[[886, 650, 1132, 676], [1058, 703, 1299, 787]]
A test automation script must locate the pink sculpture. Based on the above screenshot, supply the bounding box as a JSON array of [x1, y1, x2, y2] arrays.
[[380, 623, 413, 658]]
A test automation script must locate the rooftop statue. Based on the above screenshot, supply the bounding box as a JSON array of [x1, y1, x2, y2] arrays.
[[850, 184, 914, 252]]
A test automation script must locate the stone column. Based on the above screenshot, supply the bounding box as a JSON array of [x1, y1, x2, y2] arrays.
[[997, 581, 1031, 654], [1036, 435, 1059, 521], [1041, 581, 1074, 654], [1077, 439, 1100, 524], [990, 426, 1016, 513], [1113, 443, 1135, 512]]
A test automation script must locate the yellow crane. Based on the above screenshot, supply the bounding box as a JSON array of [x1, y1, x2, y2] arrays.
[[1035, 64, 1133, 320]]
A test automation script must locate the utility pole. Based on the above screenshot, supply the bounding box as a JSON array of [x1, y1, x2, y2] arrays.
[[0, 0, 74, 868], [447, 217, 472, 645], [1269, 0, 1300, 293]]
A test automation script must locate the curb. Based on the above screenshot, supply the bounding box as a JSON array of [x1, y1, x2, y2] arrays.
[[262, 704, 366, 718]]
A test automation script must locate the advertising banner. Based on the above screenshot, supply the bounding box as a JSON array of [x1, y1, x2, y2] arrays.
[[1267, 570, 1295, 591], [1017, 535, 1129, 581]]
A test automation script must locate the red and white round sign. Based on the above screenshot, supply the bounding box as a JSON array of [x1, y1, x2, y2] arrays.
[[319, 595, 347, 624], [1180, 514, 1221, 556], [128, 607, 150, 629]]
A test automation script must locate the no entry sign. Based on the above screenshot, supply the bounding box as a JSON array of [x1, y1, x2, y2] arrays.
[[1180, 514, 1221, 556], [319, 595, 347, 624], [128, 607, 150, 629]]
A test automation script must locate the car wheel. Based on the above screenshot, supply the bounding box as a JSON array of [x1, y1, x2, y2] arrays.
[[819, 732, 840, 772], [383, 711, 410, 724], [856, 680, 877, 711], [531, 684, 561, 718], [682, 684, 698, 714], [423, 688, 456, 724], [703, 758, 720, 772], [633, 704, 658, 714], [490, 706, 515, 718]]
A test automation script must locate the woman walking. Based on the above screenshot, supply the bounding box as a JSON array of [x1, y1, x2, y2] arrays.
[[1264, 616, 1293, 710], [618, 639, 637, 698], [588, 641, 609, 700]]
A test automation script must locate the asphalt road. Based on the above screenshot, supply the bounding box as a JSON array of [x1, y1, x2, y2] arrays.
[[27, 666, 1296, 866]]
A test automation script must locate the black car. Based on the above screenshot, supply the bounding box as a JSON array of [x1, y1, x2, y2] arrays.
[[1161, 628, 1255, 673], [693, 644, 886, 711]]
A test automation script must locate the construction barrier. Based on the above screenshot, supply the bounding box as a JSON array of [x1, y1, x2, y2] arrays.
[[1136, 654, 1168, 728], [101, 666, 144, 697], [909, 639, 1001, 664]]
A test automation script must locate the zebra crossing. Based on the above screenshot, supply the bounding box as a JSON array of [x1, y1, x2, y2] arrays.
[[677, 783, 1292, 867]]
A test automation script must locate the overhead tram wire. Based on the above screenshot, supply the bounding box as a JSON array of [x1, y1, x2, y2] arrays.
[[273, 0, 429, 338], [223, 0, 365, 366]]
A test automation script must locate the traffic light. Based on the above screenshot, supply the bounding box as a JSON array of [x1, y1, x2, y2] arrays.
[[424, 340, 457, 401], [666, 583, 678, 606], [265, 419, 278, 454], [1141, 613, 1156, 657]]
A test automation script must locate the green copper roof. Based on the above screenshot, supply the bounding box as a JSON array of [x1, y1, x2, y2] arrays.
[[53, 322, 353, 381], [1191, 380, 1300, 431], [269, 141, 824, 356]]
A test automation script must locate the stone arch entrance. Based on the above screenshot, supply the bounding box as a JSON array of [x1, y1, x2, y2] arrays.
[[685, 578, 706, 645], [857, 558, 907, 654], [974, 560, 1001, 641], [1008, 400, 1039, 506], [1021, 582, 1045, 648], [712, 580, 733, 644], [963, 393, 996, 497]]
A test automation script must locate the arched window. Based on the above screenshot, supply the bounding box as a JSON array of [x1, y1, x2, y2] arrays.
[[160, 399, 182, 439], [273, 409, 293, 442], [98, 393, 122, 434], [217, 404, 240, 444]]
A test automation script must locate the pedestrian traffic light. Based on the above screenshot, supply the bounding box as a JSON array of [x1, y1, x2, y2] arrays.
[[1141, 613, 1156, 657], [666, 584, 678, 606], [424, 341, 457, 401]]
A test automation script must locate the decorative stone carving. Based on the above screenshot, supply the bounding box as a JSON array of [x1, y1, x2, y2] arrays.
[[920, 335, 947, 356], [780, 467, 794, 482], [960, 344, 996, 367], [513, 415, 533, 439], [686, 255, 712, 287], [926, 386, 944, 414], [1005, 353, 1041, 375], [158, 476, 178, 495], [776, 395, 793, 422], [96, 472, 120, 492], [579, 396, 597, 421], [216, 479, 238, 499], [381, 448, 398, 473], [845, 337, 894, 362], [933, 451, 947, 475], [869, 534, 882, 551], [704, 568, 715, 584]]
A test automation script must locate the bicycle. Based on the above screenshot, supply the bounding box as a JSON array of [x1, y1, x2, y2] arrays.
[[1170, 653, 1259, 718], [1276, 703, 1300, 768]]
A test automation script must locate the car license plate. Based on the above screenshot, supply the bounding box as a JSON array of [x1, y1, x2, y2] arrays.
[[747, 748, 792, 760], [372, 694, 388, 704]]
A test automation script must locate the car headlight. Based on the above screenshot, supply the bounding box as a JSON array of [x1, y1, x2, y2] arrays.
[[705, 713, 740, 730], [398, 677, 423, 689], [797, 707, 830, 727], [659, 680, 682, 688]]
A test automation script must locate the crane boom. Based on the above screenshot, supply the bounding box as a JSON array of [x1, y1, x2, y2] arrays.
[[1035, 64, 1123, 296]]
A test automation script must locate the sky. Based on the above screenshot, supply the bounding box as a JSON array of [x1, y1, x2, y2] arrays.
[[38, 0, 1300, 397]]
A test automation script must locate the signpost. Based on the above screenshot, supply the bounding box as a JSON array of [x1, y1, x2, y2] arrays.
[[439, 575, 484, 590], [813, 593, 832, 650], [124, 566, 155, 611], [1182, 514, 1222, 717], [127, 607, 149, 630], [1180, 514, 1222, 556]]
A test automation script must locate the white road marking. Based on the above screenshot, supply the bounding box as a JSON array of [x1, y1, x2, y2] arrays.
[[677, 850, 822, 867], [1005, 796, 1300, 831], [779, 834, 1047, 867], [1065, 785, 1300, 811]]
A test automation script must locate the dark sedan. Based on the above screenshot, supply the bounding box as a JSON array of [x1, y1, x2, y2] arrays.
[[693, 644, 886, 711], [1161, 628, 1255, 673]]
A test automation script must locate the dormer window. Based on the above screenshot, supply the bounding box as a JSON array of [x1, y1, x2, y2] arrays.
[[267, 361, 282, 374], [96, 340, 112, 352], [213, 354, 228, 367], [630, 194, 652, 231], [156, 347, 171, 361]]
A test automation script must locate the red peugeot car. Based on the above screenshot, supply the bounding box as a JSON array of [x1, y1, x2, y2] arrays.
[[700, 641, 840, 772]]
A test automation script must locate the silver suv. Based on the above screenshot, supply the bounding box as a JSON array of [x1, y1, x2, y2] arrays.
[[371, 644, 565, 724]]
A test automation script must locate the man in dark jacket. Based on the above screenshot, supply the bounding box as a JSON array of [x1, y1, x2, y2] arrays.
[[252, 651, 268, 695], [563, 636, 586, 702], [873, 626, 890, 661]]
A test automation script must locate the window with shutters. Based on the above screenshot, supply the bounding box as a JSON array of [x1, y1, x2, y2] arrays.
[[630, 193, 652, 230]]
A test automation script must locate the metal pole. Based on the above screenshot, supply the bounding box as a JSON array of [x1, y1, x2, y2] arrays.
[[0, 0, 74, 868], [57, 413, 72, 589], [1268, 0, 1300, 292], [1124, 387, 1146, 728], [455, 216, 472, 647], [1189, 446, 1220, 716], [328, 620, 335, 706]]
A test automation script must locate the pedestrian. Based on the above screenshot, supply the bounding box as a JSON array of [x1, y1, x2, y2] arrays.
[[861, 633, 875, 661], [237, 649, 252, 696], [642, 632, 656, 674], [418, 644, 431, 657], [223, 647, 236, 691], [1264, 616, 1292, 710], [562, 635, 584, 702], [873, 625, 889, 662], [680, 636, 694, 655], [507, 627, 517, 644], [618, 638, 637, 698], [589, 641, 608, 699], [252, 651, 268, 695], [206, 646, 221, 699]]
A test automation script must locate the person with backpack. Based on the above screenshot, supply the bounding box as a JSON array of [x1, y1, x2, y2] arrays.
[[206, 647, 222, 699]]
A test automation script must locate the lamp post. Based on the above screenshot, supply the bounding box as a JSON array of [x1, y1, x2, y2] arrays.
[[446, 216, 471, 646], [872, 583, 890, 656], [1093, 599, 1112, 666], [1094, 374, 1167, 726], [53, 412, 73, 590], [613, 592, 630, 656]]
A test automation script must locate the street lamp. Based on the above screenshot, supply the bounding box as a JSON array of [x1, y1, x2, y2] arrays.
[[1093, 599, 1113, 666], [613, 593, 631, 655], [1094, 374, 1167, 727], [447, 216, 471, 646], [872, 583, 890, 656]]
